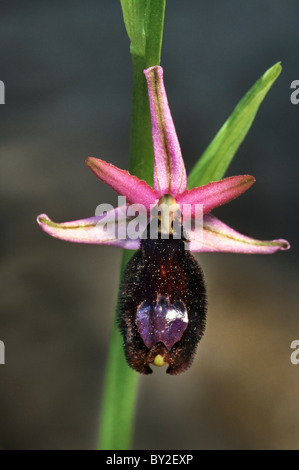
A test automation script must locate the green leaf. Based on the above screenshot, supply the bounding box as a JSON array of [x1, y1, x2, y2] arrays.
[[120, 0, 165, 65], [187, 62, 282, 188], [120, 0, 147, 56], [144, 0, 166, 67]]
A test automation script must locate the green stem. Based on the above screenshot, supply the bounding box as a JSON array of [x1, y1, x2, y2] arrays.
[[99, 251, 138, 450], [144, 0, 166, 69], [99, 0, 166, 450]]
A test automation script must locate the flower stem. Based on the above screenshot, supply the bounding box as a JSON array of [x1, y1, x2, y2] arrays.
[[99, 0, 166, 450], [99, 251, 138, 450]]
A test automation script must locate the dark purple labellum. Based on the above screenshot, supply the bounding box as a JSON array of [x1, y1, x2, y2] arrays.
[[118, 222, 207, 375]]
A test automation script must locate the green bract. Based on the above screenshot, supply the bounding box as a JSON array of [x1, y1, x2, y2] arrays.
[[188, 62, 282, 188]]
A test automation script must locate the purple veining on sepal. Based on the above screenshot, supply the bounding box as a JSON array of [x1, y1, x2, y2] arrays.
[[136, 295, 188, 350], [144, 66, 187, 196]]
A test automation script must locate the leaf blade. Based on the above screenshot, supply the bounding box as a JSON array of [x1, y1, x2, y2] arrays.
[[120, 0, 147, 56], [187, 62, 282, 188]]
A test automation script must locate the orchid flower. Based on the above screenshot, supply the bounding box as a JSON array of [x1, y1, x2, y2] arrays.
[[37, 66, 289, 375], [37, 66, 289, 255]]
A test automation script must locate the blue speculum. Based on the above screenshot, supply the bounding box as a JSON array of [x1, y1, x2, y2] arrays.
[[136, 295, 188, 350], [118, 217, 207, 375]]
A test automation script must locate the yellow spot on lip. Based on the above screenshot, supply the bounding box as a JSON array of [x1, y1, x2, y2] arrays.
[[153, 355, 166, 367]]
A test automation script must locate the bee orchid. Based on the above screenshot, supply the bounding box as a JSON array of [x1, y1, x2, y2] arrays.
[[37, 66, 289, 374], [38, 66, 289, 255]]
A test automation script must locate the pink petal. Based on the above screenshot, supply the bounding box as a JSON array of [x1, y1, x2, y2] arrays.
[[86, 157, 160, 211], [37, 208, 140, 249], [177, 175, 255, 216], [144, 66, 187, 196], [188, 213, 290, 253]]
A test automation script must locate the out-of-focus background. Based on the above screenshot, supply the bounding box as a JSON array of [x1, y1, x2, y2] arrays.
[[0, 0, 298, 450]]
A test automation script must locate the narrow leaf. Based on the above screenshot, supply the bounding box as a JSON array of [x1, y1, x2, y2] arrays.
[[144, 0, 166, 67], [120, 0, 147, 56], [187, 62, 282, 188]]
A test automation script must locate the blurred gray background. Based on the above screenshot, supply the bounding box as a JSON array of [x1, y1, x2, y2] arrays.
[[0, 0, 298, 449]]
